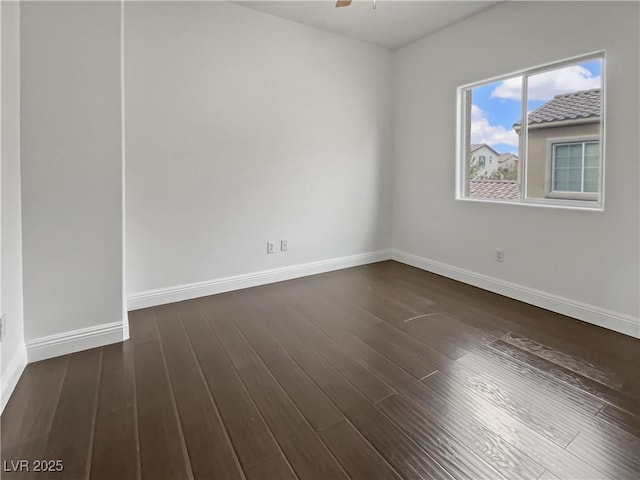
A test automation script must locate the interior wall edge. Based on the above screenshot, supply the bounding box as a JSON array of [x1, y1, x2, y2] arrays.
[[0, 343, 27, 413], [19, 0, 124, 349], [391, 249, 640, 339], [120, 0, 129, 350], [1, 0, 26, 416], [127, 249, 393, 311]]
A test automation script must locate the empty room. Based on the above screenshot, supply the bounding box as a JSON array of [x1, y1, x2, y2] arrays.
[[1, 0, 639, 479]]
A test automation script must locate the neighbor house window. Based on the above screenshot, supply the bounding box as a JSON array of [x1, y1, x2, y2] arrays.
[[551, 141, 599, 195], [457, 52, 604, 209]]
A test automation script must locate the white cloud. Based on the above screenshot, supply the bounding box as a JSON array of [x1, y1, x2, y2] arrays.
[[490, 65, 600, 102], [489, 77, 522, 101], [470, 105, 519, 148]]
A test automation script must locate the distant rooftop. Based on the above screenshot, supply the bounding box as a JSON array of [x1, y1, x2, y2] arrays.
[[469, 180, 518, 200], [470, 143, 500, 155], [515, 88, 600, 126], [470, 144, 518, 161], [498, 153, 518, 163]]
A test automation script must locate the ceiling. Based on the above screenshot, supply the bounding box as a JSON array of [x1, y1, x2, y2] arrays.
[[235, 1, 501, 50]]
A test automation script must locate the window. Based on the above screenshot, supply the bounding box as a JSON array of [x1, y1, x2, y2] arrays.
[[551, 140, 599, 196], [457, 52, 604, 209]]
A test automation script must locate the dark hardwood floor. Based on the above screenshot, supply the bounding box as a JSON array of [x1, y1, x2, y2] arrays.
[[2, 261, 639, 479]]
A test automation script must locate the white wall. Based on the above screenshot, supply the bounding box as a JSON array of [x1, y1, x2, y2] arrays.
[[1, 0, 26, 410], [125, 1, 392, 297], [392, 2, 639, 328], [20, 1, 126, 347]]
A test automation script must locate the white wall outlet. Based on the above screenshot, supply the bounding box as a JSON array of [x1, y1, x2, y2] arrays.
[[495, 249, 504, 262], [280, 239, 288, 252], [267, 241, 275, 254]]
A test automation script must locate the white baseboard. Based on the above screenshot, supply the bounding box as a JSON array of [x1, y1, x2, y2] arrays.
[[126, 247, 638, 337], [127, 250, 392, 311], [391, 249, 640, 339], [1, 344, 27, 413], [26, 320, 130, 363]]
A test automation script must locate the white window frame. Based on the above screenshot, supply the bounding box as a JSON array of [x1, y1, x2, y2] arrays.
[[455, 51, 606, 211]]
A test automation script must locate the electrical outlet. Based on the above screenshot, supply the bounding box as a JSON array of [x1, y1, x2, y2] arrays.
[[495, 249, 504, 262], [280, 239, 288, 252], [267, 241, 275, 254], [0, 314, 5, 342]]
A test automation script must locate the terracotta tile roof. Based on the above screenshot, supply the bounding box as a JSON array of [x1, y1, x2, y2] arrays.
[[516, 88, 600, 126], [469, 180, 519, 200]]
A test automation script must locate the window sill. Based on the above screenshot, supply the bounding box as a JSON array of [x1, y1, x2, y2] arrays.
[[546, 192, 599, 202], [456, 196, 604, 212]]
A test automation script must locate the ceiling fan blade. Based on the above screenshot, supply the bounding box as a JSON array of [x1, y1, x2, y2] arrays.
[[335, 0, 352, 7]]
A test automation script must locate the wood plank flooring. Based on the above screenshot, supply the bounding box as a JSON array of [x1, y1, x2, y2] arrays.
[[2, 261, 639, 479]]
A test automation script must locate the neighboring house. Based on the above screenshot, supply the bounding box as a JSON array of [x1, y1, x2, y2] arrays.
[[469, 143, 501, 178], [468, 145, 518, 188], [515, 88, 601, 200], [498, 153, 518, 171]]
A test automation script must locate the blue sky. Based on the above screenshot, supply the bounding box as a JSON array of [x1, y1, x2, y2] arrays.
[[470, 60, 601, 154]]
